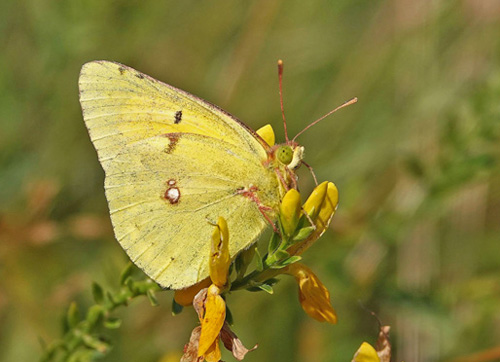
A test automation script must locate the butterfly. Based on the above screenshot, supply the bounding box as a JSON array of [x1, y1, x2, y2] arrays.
[[79, 60, 356, 289]]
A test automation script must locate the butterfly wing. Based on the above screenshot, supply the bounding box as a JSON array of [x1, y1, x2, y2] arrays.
[[79, 61, 280, 289]]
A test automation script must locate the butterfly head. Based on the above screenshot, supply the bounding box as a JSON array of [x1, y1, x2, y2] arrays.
[[277, 144, 304, 170]]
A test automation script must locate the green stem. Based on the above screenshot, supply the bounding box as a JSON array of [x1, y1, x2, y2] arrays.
[[230, 264, 284, 291]]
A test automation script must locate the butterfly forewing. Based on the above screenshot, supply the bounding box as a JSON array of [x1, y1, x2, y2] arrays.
[[79, 61, 269, 166]]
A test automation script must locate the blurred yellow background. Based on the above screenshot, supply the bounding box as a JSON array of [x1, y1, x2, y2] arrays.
[[1, 1, 500, 361]]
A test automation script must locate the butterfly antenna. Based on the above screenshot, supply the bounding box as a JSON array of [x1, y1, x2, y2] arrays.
[[278, 59, 290, 143], [292, 97, 358, 142]]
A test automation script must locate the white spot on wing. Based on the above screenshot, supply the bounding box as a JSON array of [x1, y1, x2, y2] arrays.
[[166, 187, 180, 204]]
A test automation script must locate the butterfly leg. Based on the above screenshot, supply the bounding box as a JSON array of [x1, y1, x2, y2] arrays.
[[259, 206, 279, 234], [282, 167, 300, 190], [237, 186, 279, 233], [275, 168, 292, 191]]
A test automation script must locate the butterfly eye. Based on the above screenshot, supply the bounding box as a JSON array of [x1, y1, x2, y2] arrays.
[[277, 145, 293, 165]]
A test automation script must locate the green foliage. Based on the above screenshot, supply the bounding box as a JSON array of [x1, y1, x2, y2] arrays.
[[40, 265, 161, 361]]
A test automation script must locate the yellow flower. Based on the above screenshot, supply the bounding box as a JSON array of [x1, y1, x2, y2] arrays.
[[174, 216, 229, 307], [209, 217, 230, 288], [287, 181, 338, 256], [286, 263, 337, 324], [198, 284, 226, 359], [198, 217, 231, 358], [179, 217, 256, 361]]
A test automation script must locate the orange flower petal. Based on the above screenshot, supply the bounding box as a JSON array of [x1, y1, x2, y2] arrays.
[[174, 278, 212, 307], [287, 263, 337, 324]]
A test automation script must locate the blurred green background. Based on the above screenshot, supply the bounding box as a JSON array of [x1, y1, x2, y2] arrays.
[[1, 0, 500, 361]]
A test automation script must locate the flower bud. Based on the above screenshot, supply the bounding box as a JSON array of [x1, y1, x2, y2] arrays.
[[352, 342, 380, 362], [303, 181, 328, 219], [279, 188, 302, 237], [314, 182, 339, 236], [256, 124, 275, 146], [288, 181, 338, 256]]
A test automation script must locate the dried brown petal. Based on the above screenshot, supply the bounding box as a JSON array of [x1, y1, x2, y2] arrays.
[[375, 326, 391, 362], [181, 326, 204, 362], [192, 288, 208, 320], [220, 322, 258, 361]]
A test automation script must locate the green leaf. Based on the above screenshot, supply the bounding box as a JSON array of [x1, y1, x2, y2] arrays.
[[254, 247, 264, 272], [280, 255, 302, 266], [82, 334, 110, 354], [106, 291, 118, 306], [120, 263, 134, 285], [246, 280, 275, 294], [125, 277, 136, 294], [172, 298, 184, 316], [104, 317, 122, 329], [269, 255, 301, 269], [91, 282, 104, 305], [86, 305, 104, 329], [234, 252, 244, 276], [147, 289, 159, 306], [268, 232, 280, 254], [274, 249, 289, 261], [225, 304, 234, 326], [68, 348, 101, 362], [292, 226, 315, 242], [253, 282, 274, 294], [67, 302, 80, 329]]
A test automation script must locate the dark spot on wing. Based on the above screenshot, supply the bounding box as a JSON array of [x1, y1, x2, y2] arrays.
[[118, 66, 126, 75], [162, 133, 181, 154], [135, 73, 144, 79], [174, 110, 183, 124]]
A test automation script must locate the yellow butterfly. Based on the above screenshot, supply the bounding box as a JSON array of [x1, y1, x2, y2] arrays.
[[79, 60, 355, 289]]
